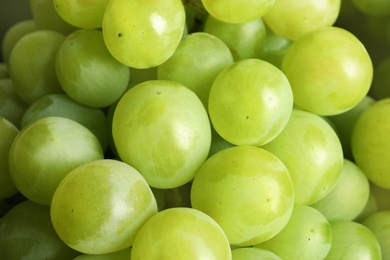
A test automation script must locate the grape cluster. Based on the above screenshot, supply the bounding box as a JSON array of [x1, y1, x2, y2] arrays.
[[1, 0, 390, 259]]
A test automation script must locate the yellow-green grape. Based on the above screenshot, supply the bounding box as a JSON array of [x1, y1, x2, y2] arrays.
[[208, 59, 293, 146], [256, 205, 332, 260], [310, 159, 370, 222], [326, 221, 382, 259], [9, 30, 65, 104], [362, 210, 390, 259], [202, 0, 275, 24], [263, 0, 341, 41], [351, 98, 390, 189], [203, 16, 267, 61], [130, 207, 232, 259], [56, 29, 130, 108], [158, 32, 234, 109], [0, 117, 19, 200], [352, 0, 390, 17], [191, 145, 294, 246], [1, 19, 37, 64], [53, 0, 109, 29], [102, 0, 186, 68], [282, 26, 373, 116], [0, 79, 28, 128], [231, 247, 281, 260], [262, 109, 344, 205], [73, 247, 132, 260]]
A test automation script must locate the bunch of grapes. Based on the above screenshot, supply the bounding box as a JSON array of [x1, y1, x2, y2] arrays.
[[1, 0, 390, 259]]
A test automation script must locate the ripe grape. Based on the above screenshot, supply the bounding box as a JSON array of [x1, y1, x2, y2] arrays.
[[231, 247, 281, 260], [362, 210, 390, 259], [0, 78, 28, 128]]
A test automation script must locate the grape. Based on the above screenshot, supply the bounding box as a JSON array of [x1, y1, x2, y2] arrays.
[[351, 98, 390, 189], [208, 58, 293, 146], [0, 78, 28, 128], [255, 204, 332, 260], [53, 0, 109, 29], [0, 200, 80, 259], [74, 247, 132, 260], [9, 29, 65, 104], [310, 159, 370, 222], [9, 116, 104, 205], [130, 207, 232, 259], [263, 0, 341, 41], [355, 193, 378, 222], [51, 159, 158, 254], [191, 145, 294, 246], [112, 80, 211, 189], [362, 210, 390, 259], [352, 0, 390, 17], [102, 0, 186, 68], [203, 16, 267, 61], [231, 247, 281, 260], [282, 26, 373, 116], [0, 117, 19, 200], [326, 220, 382, 259], [201, 0, 275, 24], [157, 32, 234, 108], [262, 108, 344, 205], [56, 29, 130, 108]]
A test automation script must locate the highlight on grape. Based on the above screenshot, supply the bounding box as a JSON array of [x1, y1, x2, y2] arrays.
[[0, 0, 389, 259]]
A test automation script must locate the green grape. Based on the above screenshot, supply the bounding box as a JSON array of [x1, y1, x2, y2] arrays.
[[310, 159, 370, 222], [21, 93, 109, 151], [201, 0, 275, 24], [0, 78, 28, 128], [352, 0, 390, 17], [56, 29, 130, 108], [73, 247, 132, 260], [263, 0, 341, 41], [30, 0, 77, 35], [255, 205, 332, 260], [53, 0, 109, 29], [157, 32, 234, 108], [351, 98, 390, 189], [191, 145, 294, 246], [0, 200, 80, 259], [362, 210, 390, 259], [355, 193, 378, 222], [9, 30, 65, 104], [282, 26, 373, 116], [326, 95, 375, 160], [1, 19, 36, 64], [231, 247, 281, 260], [326, 220, 382, 259], [0, 117, 19, 200], [208, 58, 293, 146], [203, 16, 267, 61], [262, 108, 344, 205], [9, 116, 104, 206], [131, 207, 232, 259], [102, 0, 186, 68], [112, 80, 211, 189], [51, 159, 158, 254]]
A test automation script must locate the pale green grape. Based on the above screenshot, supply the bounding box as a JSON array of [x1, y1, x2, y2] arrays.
[[0, 200, 80, 259], [9, 116, 104, 206], [256, 204, 332, 260], [157, 32, 234, 108], [9, 30, 65, 104], [362, 210, 390, 259], [53, 0, 109, 29], [131, 207, 232, 259], [262, 108, 344, 205], [310, 159, 370, 221], [208, 59, 293, 146], [203, 16, 267, 61], [352, 0, 390, 17], [263, 0, 341, 41], [191, 145, 294, 246], [231, 247, 281, 260], [282, 26, 373, 116], [0, 79, 28, 128], [1, 19, 36, 64], [0, 117, 19, 200], [102, 0, 186, 68], [73, 247, 131, 260], [51, 159, 158, 254], [21, 93, 109, 151], [326, 220, 382, 259], [56, 29, 130, 108], [202, 0, 275, 24], [351, 98, 390, 189], [30, 0, 77, 35]]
